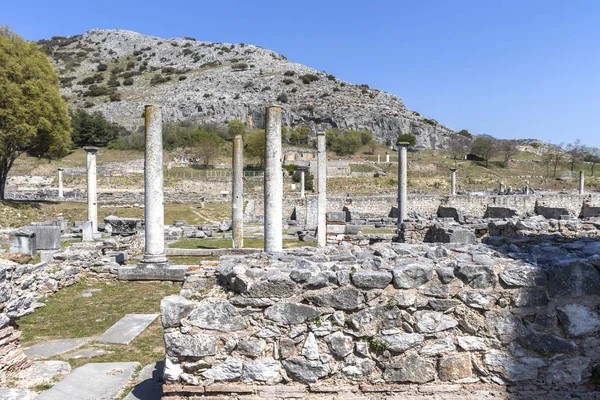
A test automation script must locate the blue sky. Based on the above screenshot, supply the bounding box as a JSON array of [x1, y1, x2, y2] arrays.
[[4, 0, 600, 147]]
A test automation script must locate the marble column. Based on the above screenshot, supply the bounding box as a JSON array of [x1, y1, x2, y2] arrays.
[[450, 168, 457, 196], [377, 153, 381, 164], [141, 105, 168, 265], [232, 134, 244, 248], [264, 105, 283, 252], [386, 152, 390, 163], [397, 142, 409, 228], [83, 146, 99, 233], [57, 168, 64, 199], [317, 132, 327, 247], [579, 171, 585, 195]]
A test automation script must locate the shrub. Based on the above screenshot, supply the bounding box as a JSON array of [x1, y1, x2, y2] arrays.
[[109, 92, 121, 102], [232, 63, 248, 71], [111, 67, 124, 75], [126, 61, 135, 70], [283, 78, 294, 85], [327, 74, 336, 81], [423, 118, 438, 125], [162, 67, 176, 74], [83, 84, 111, 97], [178, 75, 187, 81], [150, 75, 171, 85], [123, 77, 134, 86], [284, 70, 295, 76], [262, 86, 271, 91], [396, 133, 416, 146], [203, 93, 212, 98], [457, 129, 472, 138], [292, 169, 314, 191], [300, 74, 319, 84], [80, 76, 96, 85], [97, 63, 108, 72], [107, 77, 120, 87], [276, 93, 288, 103]]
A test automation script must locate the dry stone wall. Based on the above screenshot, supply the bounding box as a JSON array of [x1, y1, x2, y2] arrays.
[[161, 240, 600, 390]]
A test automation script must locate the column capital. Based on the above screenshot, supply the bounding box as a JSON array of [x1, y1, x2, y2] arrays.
[[450, 168, 457, 172], [265, 104, 283, 111], [83, 146, 99, 154], [397, 142, 410, 147], [58, 167, 64, 171]]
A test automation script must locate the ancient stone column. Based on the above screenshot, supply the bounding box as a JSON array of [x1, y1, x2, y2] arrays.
[[386, 152, 390, 163], [264, 105, 283, 252], [377, 153, 381, 164], [499, 182, 506, 194], [579, 171, 585, 195], [450, 168, 457, 196], [232, 134, 244, 248], [57, 168, 64, 199], [83, 146, 99, 233], [296, 166, 308, 199], [397, 142, 409, 227], [317, 132, 327, 247], [141, 105, 168, 265]]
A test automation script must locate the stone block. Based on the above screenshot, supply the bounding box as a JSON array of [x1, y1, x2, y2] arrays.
[[326, 211, 346, 223], [104, 216, 141, 236], [23, 226, 60, 250], [9, 230, 36, 256]]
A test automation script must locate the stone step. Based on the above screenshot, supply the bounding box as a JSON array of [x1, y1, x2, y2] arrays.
[[35, 362, 139, 400], [24, 337, 92, 359], [124, 361, 163, 400], [98, 314, 159, 345]]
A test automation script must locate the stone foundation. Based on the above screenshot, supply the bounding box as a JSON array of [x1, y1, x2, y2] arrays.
[[161, 240, 600, 391]]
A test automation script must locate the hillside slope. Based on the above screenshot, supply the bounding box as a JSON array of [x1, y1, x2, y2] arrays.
[[40, 29, 456, 149]]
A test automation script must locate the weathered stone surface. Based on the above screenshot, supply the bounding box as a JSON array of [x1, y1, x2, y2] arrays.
[[218, 220, 232, 232], [236, 338, 266, 358], [379, 333, 424, 353], [484, 350, 538, 382], [548, 260, 600, 298], [201, 357, 243, 381], [392, 262, 433, 289], [514, 289, 548, 307], [394, 293, 416, 308], [324, 331, 354, 358], [351, 270, 392, 289], [187, 302, 247, 332], [457, 290, 498, 310], [98, 314, 158, 345], [304, 287, 364, 311], [160, 295, 195, 328], [457, 336, 488, 351], [435, 266, 455, 284], [35, 362, 140, 400], [454, 264, 496, 289], [242, 358, 282, 384], [485, 310, 526, 342], [301, 332, 320, 360], [248, 276, 296, 298], [414, 311, 458, 333], [24, 337, 92, 359], [164, 332, 218, 357], [281, 358, 330, 383], [0, 388, 33, 400], [556, 304, 600, 336], [546, 357, 590, 384], [438, 353, 472, 381], [518, 332, 577, 356], [348, 305, 403, 336], [264, 303, 321, 324], [419, 336, 455, 356], [383, 353, 436, 383], [499, 264, 547, 287]]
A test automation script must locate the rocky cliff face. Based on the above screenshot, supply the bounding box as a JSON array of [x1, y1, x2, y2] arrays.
[[40, 29, 455, 149]]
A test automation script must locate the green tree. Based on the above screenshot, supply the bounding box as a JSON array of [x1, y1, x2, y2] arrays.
[[245, 129, 266, 167], [227, 119, 246, 139], [396, 133, 416, 147], [70, 108, 128, 147], [471, 135, 497, 168], [0, 27, 71, 199]]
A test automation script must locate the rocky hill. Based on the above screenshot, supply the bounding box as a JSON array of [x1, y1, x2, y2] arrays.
[[39, 29, 456, 149]]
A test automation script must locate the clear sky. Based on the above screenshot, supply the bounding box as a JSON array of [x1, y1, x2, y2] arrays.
[[4, 0, 600, 147]]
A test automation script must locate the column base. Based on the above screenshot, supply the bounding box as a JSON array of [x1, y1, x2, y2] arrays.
[[140, 254, 170, 264]]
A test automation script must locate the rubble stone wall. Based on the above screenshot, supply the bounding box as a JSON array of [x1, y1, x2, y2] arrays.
[[161, 241, 600, 389]]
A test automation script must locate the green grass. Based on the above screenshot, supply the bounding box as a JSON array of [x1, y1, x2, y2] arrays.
[[170, 237, 315, 249], [349, 164, 377, 173], [19, 280, 182, 369]]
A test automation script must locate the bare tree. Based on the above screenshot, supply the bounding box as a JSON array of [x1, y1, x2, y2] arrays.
[[498, 140, 519, 168], [471, 135, 497, 168], [566, 140, 584, 172], [542, 143, 565, 177], [195, 137, 220, 167], [449, 136, 472, 164], [583, 146, 600, 176]]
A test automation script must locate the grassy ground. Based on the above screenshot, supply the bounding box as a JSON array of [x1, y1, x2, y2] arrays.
[[19, 280, 181, 369], [170, 237, 316, 249], [0, 201, 231, 228]]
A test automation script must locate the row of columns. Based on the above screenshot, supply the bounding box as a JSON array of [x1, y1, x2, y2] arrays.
[[79, 105, 591, 263]]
